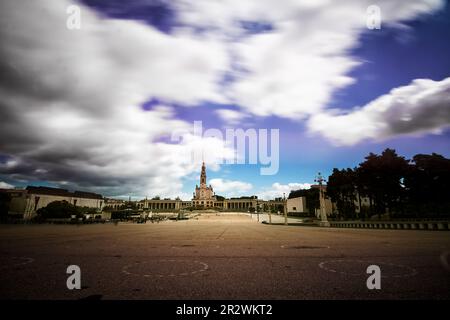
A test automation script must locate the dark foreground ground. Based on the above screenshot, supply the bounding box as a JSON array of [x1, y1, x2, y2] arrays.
[[0, 213, 449, 299]]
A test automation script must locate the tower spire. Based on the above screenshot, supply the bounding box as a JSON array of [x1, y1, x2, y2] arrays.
[[200, 161, 206, 186]]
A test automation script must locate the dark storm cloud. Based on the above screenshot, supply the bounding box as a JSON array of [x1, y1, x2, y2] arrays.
[[0, 0, 226, 198]]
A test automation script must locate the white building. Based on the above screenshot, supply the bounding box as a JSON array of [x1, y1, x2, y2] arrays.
[[287, 196, 307, 214], [7, 186, 104, 220]]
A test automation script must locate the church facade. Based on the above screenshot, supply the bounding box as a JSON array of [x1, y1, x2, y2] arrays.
[[118, 162, 286, 213], [192, 162, 216, 208]]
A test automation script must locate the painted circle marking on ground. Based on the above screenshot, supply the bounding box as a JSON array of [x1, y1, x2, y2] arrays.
[[318, 259, 418, 278], [122, 259, 208, 278], [0, 257, 35, 269], [281, 245, 330, 249]]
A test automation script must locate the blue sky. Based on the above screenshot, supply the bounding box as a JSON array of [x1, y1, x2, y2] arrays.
[[0, 0, 449, 199], [129, 0, 450, 197]]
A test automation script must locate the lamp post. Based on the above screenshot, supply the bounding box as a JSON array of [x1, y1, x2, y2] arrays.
[[315, 172, 330, 227], [283, 192, 288, 225]]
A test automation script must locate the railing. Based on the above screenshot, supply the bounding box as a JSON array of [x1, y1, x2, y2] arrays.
[[328, 221, 450, 231]]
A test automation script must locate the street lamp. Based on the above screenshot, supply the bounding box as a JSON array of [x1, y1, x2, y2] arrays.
[[283, 192, 288, 225], [314, 172, 330, 227]]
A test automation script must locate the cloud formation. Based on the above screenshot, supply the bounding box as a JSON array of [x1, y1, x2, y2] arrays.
[[0, 0, 230, 198], [209, 178, 253, 197], [0, 0, 447, 199], [257, 182, 311, 200], [175, 0, 445, 119], [0, 181, 14, 189], [308, 77, 450, 145], [215, 109, 250, 125]]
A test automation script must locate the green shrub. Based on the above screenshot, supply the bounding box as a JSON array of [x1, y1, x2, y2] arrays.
[[37, 201, 82, 219]]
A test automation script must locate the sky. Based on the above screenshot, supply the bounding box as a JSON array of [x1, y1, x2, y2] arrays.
[[0, 0, 449, 200]]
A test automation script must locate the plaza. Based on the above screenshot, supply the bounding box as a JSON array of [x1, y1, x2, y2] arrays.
[[0, 213, 449, 300]]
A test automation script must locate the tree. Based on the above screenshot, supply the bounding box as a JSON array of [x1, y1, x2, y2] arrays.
[[326, 149, 450, 220], [357, 149, 409, 218], [36, 201, 81, 219], [404, 153, 450, 218], [354, 165, 370, 219], [327, 168, 357, 219]]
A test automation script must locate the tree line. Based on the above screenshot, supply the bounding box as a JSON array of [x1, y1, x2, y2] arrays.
[[34, 200, 100, 221], [326, 149, 450, 220]]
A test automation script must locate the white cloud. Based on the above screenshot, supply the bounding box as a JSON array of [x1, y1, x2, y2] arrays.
[[0, 0, 231, 199], [175, 0, 445, 119], [0, 0, 447, 199], [308, 77, 450, 145], [210, 178, 253, 197], [215, 109, 250, 125], [0, 181, 14, 189], [257, 182, 311, 200]]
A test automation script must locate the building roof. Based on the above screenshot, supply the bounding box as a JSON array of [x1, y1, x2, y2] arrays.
[[25, 186, 103, 199]]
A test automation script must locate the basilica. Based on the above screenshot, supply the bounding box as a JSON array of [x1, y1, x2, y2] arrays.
[[192, 162, 216, 208], [3, 162, 288, 220]]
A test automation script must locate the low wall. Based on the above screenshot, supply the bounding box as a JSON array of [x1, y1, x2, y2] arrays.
[[329, 221, 450, 231]]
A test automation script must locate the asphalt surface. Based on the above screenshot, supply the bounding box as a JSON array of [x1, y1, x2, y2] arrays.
[[1, 213, 449, 300]]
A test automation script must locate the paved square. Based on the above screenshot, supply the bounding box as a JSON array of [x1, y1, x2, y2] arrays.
[[1, 214, 449, 299]]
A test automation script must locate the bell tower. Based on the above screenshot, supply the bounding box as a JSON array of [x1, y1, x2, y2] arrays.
[[200, 161, 207, 187], [193, 162, 216, 207]]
